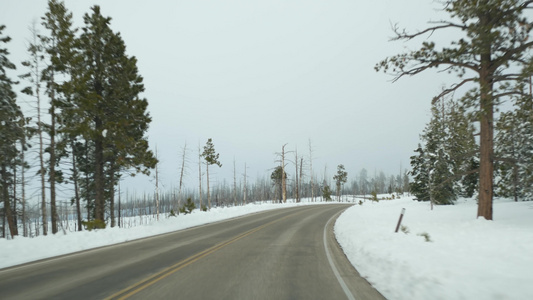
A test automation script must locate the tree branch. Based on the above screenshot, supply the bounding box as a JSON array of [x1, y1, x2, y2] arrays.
[[493, 40, 533, 71], [432, 77, 476, 103], [391, 21, 466, 41]]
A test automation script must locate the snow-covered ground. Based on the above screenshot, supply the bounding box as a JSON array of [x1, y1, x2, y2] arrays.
[[0, 201, 325, 269], [2, 196, 532, 299], [335, 196, 533, 300]]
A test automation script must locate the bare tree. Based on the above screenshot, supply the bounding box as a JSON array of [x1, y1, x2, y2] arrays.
[[155, 147, 160, 221], [178, 142, 188, 213], [20, 22, 48, 235], [243, 163, 248, 206], [198, 143, 203, 210], [281, 144, 288, 203], [308, 139, 315, 202], [294, 148, 300, 203], [233, 158, 237, 206]]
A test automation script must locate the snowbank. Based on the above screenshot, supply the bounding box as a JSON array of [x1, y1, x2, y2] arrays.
[[0, 201, 328, 269], [335, 196, 533, 299]]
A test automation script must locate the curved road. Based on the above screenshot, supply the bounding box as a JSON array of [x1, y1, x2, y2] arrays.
[[0, 204, 385, 300]]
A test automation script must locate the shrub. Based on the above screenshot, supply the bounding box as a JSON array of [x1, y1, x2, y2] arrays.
[[371, 191, 379, 202], [82, 219, 106, 231], [322, 185, 333, 202], [418, 232, 432, 242], [179, 198, 196, 215]]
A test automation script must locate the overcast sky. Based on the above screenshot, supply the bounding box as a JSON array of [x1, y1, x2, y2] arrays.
[[2, 1, 458, 194]]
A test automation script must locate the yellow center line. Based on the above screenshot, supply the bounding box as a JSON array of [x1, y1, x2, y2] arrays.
[[105, 212, 297, 300]]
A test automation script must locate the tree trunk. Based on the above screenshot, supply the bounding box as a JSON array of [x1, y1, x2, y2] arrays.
[[1, 165, 18, 238], [39, 131, 47, 235], [50, 96, 58, 234], [33, 37, 47, 236], [243, 163, 247, 206], [21, 138, 27, 237], [94, 116, 105, 222], [299, 157, 304, 202], [110, 170, 116, 227], [309, 139, 314, 202], [118, 184, 121, 228], [13, 163, 18, 232], [155, 155, 159, 221], [71, 141, 82, 231], [295, 150, 299, 203], [178, 143, 187, 213], [281, 144, 287, 203], [233, 159, 237, 206], [207, 164, 211, 210], [477, 30, 494, 220], [198, 146, 202, 211]]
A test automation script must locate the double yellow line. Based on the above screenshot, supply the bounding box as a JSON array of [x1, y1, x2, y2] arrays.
[[106, 213, 294, 300]]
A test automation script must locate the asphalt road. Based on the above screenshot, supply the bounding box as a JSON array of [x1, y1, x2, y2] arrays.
[[0, 204, 385, 300]]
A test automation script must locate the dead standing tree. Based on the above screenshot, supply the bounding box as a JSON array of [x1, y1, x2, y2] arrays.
[[275, 144, 289, 203]]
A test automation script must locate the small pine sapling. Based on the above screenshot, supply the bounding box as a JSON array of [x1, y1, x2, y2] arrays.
[[417, 232, 432, 242], [179, 198, 196, 215]]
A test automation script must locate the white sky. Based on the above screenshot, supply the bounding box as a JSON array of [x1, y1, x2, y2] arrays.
[[2, 1, 458, 194]]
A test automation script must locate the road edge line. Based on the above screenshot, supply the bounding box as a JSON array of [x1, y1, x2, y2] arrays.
[[323, 210, 356, 300]]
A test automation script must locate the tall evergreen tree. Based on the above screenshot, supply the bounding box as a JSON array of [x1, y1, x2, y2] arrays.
[[424, 100, 456, 204], [410, 96, 477, 204], [68, 5, 157, 223], [333, 164, 347, 201], [495, 88, 533, 201], [271, 166, 286, 203], [446, 101, 479, 197], [202, 138, 222, 210], [40, 0, 77, 234], [377, 0, 533, 220], [430, 149, 456, 205], [0, 25, 24, 238], [409, 144, 430, 201]]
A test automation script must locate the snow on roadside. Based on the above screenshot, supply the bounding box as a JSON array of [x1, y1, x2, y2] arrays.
[[0, 201, 329, 269], [335, 196, 533, 300]]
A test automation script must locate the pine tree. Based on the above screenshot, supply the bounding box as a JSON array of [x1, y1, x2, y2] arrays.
[[333, 164, 347, 201], [377, 0, 533, 220], [409, 144, 430, 201], [271, 166, 286, 203], [430, 149, 456, 205], [495, 89, 533, 201], [424, 100, 456, 204], [40, 0, 78, 234], [67, 5, 157, 223], [322, 184, 332, 202], [202, 138, 221, 210], [410, 96, 476, 204], [0, 25, 24, 238], [446, 100, 478, 197]]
